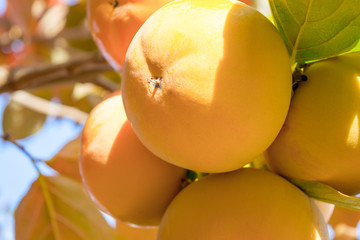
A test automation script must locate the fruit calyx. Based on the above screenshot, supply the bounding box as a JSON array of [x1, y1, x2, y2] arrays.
[[109, 0, 119, 8]]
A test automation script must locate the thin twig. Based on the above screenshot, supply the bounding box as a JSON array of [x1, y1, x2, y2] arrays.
[[0, 135, 61, 240], [93, 75, 120, 92], [0, 53, 114, 93], [0, 135, 39, 164]]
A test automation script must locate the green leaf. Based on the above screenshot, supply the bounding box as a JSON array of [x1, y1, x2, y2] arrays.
[[269, 0, 360, 64], [102, 71, 122, 85], [65, 1, 86, 28], [15, 175, 116, 240], [68, 38, 98, 52], [348, 42, 360, 53], [2, 100, 47, 140], [290, 178, 360, 212]]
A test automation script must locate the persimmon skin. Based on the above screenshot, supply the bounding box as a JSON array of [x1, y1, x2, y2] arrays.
[[265, 52, 360, 195], [158, 168, 329, 240], [86, 0, 173, 70], [121, 0, 292, 173], [79, 91, 186, 227], [115, 221, 157, 240]]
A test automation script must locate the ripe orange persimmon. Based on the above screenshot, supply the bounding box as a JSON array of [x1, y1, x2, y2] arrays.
[[158, 168, 329, 240], [265, 52, 360, 195], [86, 0, 173, 70], [121, 0, 292, 173], [79, 90, 186, 227]]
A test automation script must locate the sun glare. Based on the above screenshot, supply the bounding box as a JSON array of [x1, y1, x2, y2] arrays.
[[347, 115, 359, 149], [314, 229, 322, 240]]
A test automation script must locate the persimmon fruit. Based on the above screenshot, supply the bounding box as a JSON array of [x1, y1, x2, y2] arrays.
[[115, 220, 157, 240], [265, 52, 360, 195], [86, 0, 254, 71], [121, 0, 292, 173], [157, 168, 329, 240], [86, 0, 173, 70], [79, 91, 186, 227]]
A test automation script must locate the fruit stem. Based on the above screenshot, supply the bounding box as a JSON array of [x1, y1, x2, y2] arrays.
[[292, 63, 308, 91]]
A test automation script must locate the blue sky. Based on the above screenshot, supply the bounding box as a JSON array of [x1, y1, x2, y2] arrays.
[[0, 0, 6, 17]]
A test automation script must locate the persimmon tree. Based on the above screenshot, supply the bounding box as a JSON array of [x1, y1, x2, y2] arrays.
[[0, 0, 360, 239]]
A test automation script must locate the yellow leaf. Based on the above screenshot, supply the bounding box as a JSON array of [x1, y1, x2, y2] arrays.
[[47, 135, 82, 181], [2, 99, 47, 140], [15, 175, 116, 240]]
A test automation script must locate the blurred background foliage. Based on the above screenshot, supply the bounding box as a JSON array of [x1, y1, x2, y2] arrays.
[[0, 0, 121, 140], [0, 0, 122, 239]]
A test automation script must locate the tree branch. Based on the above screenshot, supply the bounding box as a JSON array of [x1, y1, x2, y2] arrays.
[[93, 75, 120, 92], [0, 134, 40, 163], [0, 53, 115, 93], [11, 91, 89, 124]]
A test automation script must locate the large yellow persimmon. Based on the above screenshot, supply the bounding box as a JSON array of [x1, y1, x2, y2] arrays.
[[157, 168, 329, 240], [115, 221, 157, 240], [86, 0, 173, 70], [121, 0, 292, 173], [79, 91, 186, 227], [265, 52, 360, 195]]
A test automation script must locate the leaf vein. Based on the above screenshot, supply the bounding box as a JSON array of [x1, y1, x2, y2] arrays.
[[297, 14, 360, 51], [269, 0, 294, 51], [306, 0, 346, 23], [290, 0, 314, 65], [56, 213, 89, 240], [284, 0, 301, 26]]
